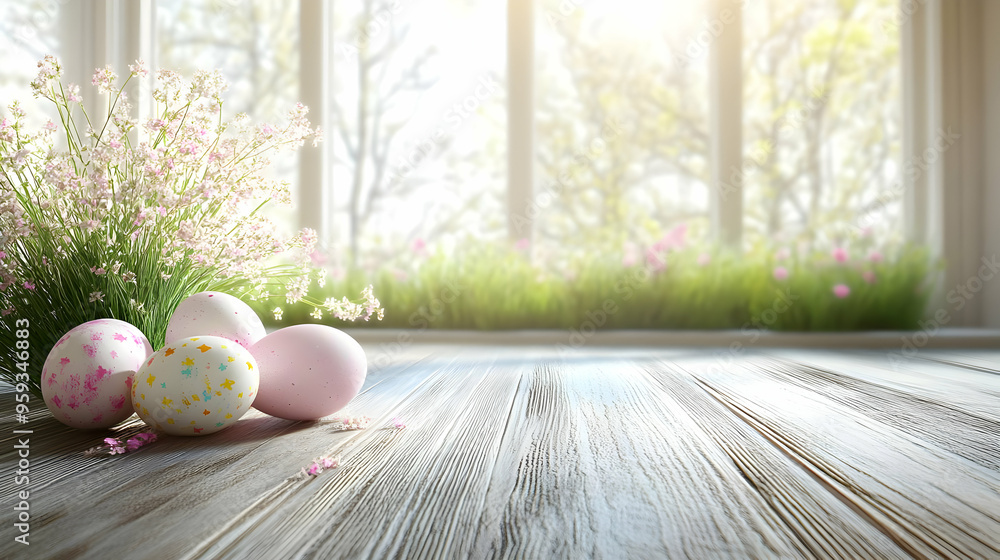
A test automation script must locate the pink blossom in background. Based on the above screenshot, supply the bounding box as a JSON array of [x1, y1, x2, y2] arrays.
[[622, 242, 638, 267], [773, 266, 789, 281], [833, 284, 850, 298], [646, 249, 666, 273], [652, 224, 687, 252], [697, 253, 711, 267], [863, 271, 877, 284], [868, 250, 884, 263], [832, 247, 849, 263], [775, 248, 790, 261], [666, 223, 688, 248], [309, 250, 327, 266], [514, 238, 530, 251], [411, 238, 427, 255]]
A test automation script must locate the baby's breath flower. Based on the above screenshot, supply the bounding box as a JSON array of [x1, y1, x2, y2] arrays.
[[273, 307, 283, 321], [128, 59, 148, 78], [66, 83, 82, 103], [310, 308, 322, 320], [4, 55, 382, 393], [91, 65, 117, 94]]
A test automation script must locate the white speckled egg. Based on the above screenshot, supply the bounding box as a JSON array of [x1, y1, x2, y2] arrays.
[[131, 335, 258, 436], [165, 291, 265, 349], [41, 319, 153, 429]]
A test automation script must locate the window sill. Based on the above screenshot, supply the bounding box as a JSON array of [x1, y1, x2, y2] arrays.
[[343, 327, 1000, 350]]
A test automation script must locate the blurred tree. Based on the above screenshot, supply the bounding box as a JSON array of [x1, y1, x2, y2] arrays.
[[329, 0, 506, 266], [535, 0, 901, 253]]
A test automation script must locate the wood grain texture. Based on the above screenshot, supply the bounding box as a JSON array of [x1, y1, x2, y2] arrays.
[[1, 346, 999, 559]]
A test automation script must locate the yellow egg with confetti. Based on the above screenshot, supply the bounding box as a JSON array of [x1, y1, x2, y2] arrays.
[[131, 335, 258, 436]]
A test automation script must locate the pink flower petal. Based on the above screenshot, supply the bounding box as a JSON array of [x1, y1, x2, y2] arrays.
[[833, 284, 850, 298]]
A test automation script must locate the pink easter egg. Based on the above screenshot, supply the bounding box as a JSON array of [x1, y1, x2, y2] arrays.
[[248, 325, 367, 420], [41, 319, 153, 429], [166, 291, 266, 349]]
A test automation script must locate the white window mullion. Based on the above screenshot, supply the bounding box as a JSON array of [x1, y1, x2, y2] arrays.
[[117, 0, 153, 145], [298, 0, 329, 243], [708, 0, 743, 247], [925, 0, 984, 327], [507, 0, 534, 242], [60, 1, 111, 122], [901, 1, 928, 244]]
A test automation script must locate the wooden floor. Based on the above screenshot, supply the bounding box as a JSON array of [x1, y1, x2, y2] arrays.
[[2, 345, 999, 559]]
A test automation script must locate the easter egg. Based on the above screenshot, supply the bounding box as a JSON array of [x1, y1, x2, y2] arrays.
[[165, 291, 265, 349], [248, 325, 367, 421], [41, 319, 152, 429], [131, 335, 258, 436]]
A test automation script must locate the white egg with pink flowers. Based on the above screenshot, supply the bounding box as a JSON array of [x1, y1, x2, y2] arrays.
[[166, 291, 266, 349], [41, 319, 153, 429]]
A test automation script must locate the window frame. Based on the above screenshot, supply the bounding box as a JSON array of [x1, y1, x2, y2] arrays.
[[63, 0, 990, 326]]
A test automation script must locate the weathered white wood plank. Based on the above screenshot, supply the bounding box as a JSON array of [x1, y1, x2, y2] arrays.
[[4, 347, 1000, 559], [643, 360, 911, 559], [687, 356, 1000, 559], [186, 357, 525, 559], [472, 360, 808, 559], [771, 349, 1000, 423]]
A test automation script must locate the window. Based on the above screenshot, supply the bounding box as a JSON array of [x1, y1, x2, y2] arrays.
[[6, 0, 907, 255], [742, 0, 903, 246], [6, 1, 989, 325], [327, 0, 507, 267], [534, 0, 712, 256], [156, 0, 301, 229], [0, 0, 61, 126]]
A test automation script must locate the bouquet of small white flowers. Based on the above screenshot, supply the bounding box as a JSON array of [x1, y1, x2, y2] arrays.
[[0, 56, 381, 395]]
